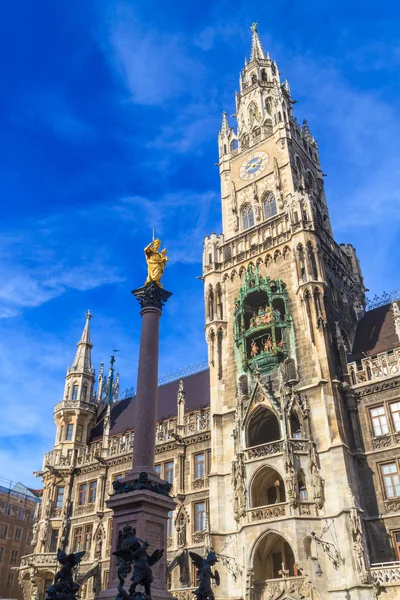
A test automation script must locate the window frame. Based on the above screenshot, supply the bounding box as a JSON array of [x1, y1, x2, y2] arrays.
[[72, 526, 83, 552], [370, 405, 389, 437], [89, 480, 97, 504], [78, 483, 88, 506], [164, 461, 174, 486], [194, 501, 207, 532], [390, 402, 400, 433], [381, 462, 400, 499], [242, 205, 255, 231], [10, 549, 18, 564], [56, 486, 65, 509], [393, 530, 400, 561], [66, 423, 74, 441], [49, 529, 59, 553], [194, 453, 205, 480], [14, 527, 22, 541]]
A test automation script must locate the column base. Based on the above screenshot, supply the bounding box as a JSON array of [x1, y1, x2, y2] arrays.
[[96, 489, 176, 600]]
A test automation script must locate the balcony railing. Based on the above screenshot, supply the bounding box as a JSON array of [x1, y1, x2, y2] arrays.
[[253, 576, 310, 600], [348, 348, 400, 386], [245, 439, 309, 460], [20, 553, 57, 568], [43, 408, 211, 470], [371, 562, 400, 584], [249, 502, 287, 522]]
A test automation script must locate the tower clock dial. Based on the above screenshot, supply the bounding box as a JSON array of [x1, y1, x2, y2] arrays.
[[239, 151, 269, 180]]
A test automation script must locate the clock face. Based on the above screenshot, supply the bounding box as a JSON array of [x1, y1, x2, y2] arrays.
[[239, 151, 269, 180]]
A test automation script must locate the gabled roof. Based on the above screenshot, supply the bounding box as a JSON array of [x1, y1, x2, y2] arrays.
[[349, 301, 400, 361], [90, 369, 210, 440]]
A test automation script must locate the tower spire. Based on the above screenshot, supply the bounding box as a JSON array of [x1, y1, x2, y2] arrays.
[[70, 310, 93, 375], [250, 22, 266, 61]]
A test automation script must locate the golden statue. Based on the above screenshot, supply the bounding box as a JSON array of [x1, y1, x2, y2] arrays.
[[144, 238, 168, 287]]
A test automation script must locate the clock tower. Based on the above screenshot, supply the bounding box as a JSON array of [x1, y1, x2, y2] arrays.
[[203, 24, 372, 600]]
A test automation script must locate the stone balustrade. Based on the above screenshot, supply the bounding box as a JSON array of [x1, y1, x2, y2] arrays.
[[253, 576, 311, 600], [20, 553, 57, 568], [54, 400, 97, 414], [348, 348, 400, 386], [175, 589, 196, 600], [249, 502, 287, 522], [245, 441, 282, 460], [370, 562, 400, 584], [245, 439, 310, 461], [43, 407, 211, 470]]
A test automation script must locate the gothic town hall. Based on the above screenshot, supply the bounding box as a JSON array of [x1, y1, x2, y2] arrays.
[[16, 25, 400, 600]]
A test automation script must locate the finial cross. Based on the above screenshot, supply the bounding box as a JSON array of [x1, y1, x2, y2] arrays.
[[251, 22, 258, 33]]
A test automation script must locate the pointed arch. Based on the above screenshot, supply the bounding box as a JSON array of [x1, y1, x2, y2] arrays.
[[264, 192, 277, 219], [207, 284, 214, 321], [242, 204, 255, 230], [216, 282, 223, 319], [247, 405, 281, 447], [250, 465, 286, 508]]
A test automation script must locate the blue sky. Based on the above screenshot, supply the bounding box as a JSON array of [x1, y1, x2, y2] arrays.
[[0, 0, 399, 487]]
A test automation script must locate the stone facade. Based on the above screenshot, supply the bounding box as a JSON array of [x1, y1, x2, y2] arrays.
[[17, 24, 400, 600], [0, 482, 39, 600]]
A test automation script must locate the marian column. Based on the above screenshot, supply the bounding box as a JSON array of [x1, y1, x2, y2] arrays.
[[97, 239, 175, 600]]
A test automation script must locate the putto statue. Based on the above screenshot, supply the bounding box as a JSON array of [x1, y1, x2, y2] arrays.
[[189, 550, 220, 600], [113, 525, 164, 600], [45, 549, 85, 600], [144, 238, 168, 287]]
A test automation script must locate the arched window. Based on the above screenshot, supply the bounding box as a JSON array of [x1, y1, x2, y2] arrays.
[[297, 472, 308, 501], [261, 69, 268, 81], [307, 243, 318, 280], [216, 283, 223, 319], [278, 112, 282, 122], [247, 407, 280, 447], [217, 328, 223, 380], [304, 290, 315, 344], [251, 73, 257, 85], [242, 205, 254, 230], [264, 194, 277, 219], [251, 467, 286, 507], [207, 286, 214, 321], [209, 330, 215, 366], [242, 134, 250, 148]]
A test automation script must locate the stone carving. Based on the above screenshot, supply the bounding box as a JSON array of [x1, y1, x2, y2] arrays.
[[371, 564, 400, 583], [246, 442, 281, 459], [231, 452, 246, 521], [177, 515, 187, 547], [251, 504, 286, 521], [94, 526, 104, 560], [112, 471, 172, 497], [348, 489, 368, 583], [253, 576, 311, 600], [60, 499, 71, 549], [189, 551, 220, 600], [113, 525, 164, 600], [283, 441, 297, 507], [308, 442, 323, 509], [132, 282, 172, 312], [46, 549, 86, 600], [385, 498, 400, 512]]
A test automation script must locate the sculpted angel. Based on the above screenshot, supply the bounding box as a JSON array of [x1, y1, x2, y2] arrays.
[[189, 550, 220, 600], [144, 239, 168, 287]]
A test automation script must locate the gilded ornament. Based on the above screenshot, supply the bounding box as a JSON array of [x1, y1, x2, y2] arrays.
[[144, 237, 168, 287]]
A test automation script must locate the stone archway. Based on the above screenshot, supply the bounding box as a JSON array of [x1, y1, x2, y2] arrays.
[[247, 406, 280, 447], [250, 466, 286, 507], [253, 532, 299, 580]]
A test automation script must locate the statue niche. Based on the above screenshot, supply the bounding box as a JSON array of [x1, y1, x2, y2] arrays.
[[234, 266, 292, 374]]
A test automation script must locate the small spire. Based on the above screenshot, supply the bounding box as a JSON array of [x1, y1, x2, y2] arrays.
[[250, 22, 266, 61], [220, 111, 229, 135], [71, 311, 93, 374]]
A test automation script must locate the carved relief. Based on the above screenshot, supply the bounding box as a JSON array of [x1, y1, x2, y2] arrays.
[[232, 452, 246, 521]]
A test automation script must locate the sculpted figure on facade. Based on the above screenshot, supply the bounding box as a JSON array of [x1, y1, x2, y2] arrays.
[[283, 441, 297, 507], [308, 442, 323, 509], [232, 452, 247, 521]]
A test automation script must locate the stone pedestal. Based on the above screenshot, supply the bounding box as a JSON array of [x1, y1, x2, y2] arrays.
[[97, 489, 175, 600]]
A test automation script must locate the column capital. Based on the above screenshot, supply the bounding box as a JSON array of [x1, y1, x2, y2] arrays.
[[132, 282, 172, 313]]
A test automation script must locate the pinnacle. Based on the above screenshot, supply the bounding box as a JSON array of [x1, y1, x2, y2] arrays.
[[220, 111, 230, 135], [250, 22, 266, 62]]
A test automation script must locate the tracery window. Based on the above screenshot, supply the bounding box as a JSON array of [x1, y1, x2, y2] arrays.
[[264, 193, 277, 219], [242, 205, 254, 230], [390, 402, 400, 432]]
